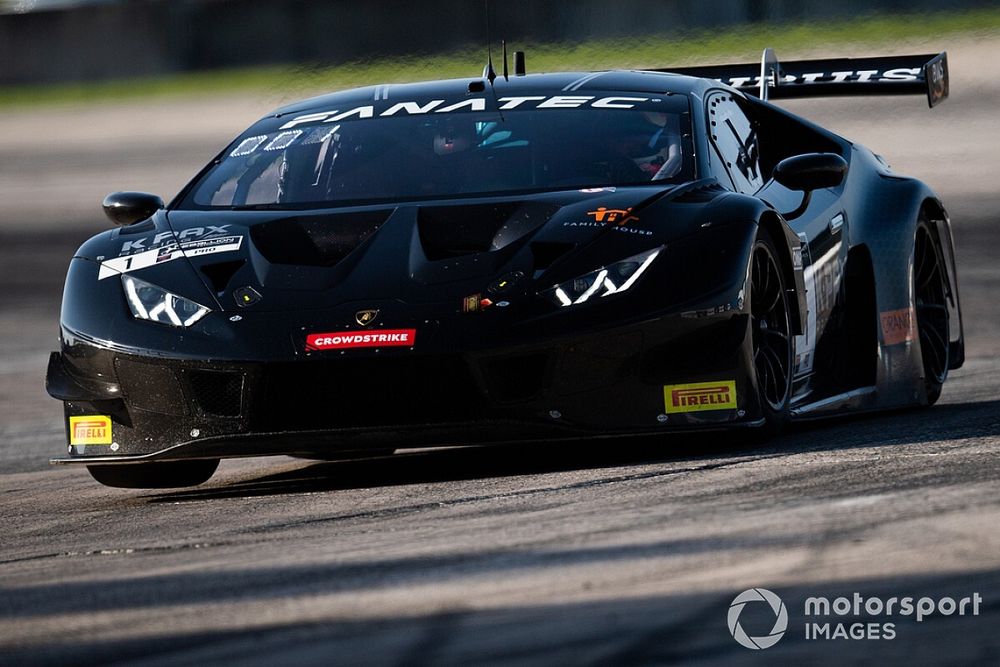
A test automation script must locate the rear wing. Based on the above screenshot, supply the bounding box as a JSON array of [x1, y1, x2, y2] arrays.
[[653, 50, 949, 108]]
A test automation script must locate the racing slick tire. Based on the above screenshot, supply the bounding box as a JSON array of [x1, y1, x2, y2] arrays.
[[914, 215, 950, 405], [86, 459, 220, 489], [750, 229, 794, 435]]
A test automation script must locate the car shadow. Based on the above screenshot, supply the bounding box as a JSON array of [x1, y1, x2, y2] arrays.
[[6, 566, 999, 666], [144, 398, 1000, 503]]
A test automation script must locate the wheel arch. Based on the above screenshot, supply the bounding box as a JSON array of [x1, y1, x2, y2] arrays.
[[848, 175, 963, 368], [758, 210, 806, 336], [918, 197, 965, 369]]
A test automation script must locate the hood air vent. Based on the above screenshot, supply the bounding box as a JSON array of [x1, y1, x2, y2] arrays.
[[250, 210, 392, 267], [418, 202, 559, 261], [200, 259, 245, 293], [530, 241, 575, 277], [671, 182, 728, 203]]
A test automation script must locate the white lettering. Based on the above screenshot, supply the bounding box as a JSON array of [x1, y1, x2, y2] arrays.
[[497, 96, 546, 109], [380, 100, 445, 116], [592, 96, 648, 109], [916, 597, 935, 622], [329, 105, 375, 121], [280, 111, 334, 130], [883, 67, 920, 82], [537, 95, 594, 109], [435, 99, 487, 113]]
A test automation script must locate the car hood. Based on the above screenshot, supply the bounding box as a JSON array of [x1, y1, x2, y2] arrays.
[[101, 182, 728, 313]]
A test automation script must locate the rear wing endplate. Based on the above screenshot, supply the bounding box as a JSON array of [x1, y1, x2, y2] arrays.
[[654, 50, 949, 108]]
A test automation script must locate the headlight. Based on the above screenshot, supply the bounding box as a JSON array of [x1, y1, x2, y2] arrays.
[[121, 275, 211, 327], [544, 246, 662, 308]]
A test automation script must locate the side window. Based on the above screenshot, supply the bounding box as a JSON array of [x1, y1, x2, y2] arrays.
[[707, 91, 762, 194]]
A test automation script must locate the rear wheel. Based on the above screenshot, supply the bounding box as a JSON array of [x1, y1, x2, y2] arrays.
[[87, 459, 219, 489], [914, 218, 950, 405], [750, 231, 793, 434]]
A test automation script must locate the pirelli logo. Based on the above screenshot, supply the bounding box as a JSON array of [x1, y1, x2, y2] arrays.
[[664, 381, 737, 414], [69, 415, 112, 445]]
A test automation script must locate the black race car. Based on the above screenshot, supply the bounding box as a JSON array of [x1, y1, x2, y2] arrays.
[[47, 49, 963, 488]]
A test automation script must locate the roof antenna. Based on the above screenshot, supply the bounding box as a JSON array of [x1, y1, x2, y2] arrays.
[[502, 39, 509, 81], [480, 0, 505, 121], [483, 0, 497, 84]]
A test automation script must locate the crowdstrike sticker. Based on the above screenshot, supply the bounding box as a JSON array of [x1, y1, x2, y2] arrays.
[[305, 329, 416, 351]]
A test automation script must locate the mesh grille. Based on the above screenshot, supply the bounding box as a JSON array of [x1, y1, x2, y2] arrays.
[[187, 370, 245, 417], [481, 352, 551, 402], [255, 356, 483, 431]]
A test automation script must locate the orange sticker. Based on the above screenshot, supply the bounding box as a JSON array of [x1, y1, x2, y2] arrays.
[[880, 308, 916, 345], [586, 207, 639, 225]]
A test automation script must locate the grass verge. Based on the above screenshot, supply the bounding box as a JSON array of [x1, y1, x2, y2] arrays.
[[2, 7, 998, 108]]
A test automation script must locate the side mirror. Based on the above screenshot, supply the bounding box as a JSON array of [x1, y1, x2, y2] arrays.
[[773, 153, 848, 191], [102, 192, 164, 227]]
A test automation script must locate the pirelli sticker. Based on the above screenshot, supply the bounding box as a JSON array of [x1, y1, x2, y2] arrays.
[[69, 415, 112, 445], [664, 381, 737, 414]]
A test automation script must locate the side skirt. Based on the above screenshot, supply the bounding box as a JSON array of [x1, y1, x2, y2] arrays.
[[790, 386, 877, 421]]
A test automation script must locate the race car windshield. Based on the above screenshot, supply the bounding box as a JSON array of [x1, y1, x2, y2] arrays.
[[181, 105, 694, 209]]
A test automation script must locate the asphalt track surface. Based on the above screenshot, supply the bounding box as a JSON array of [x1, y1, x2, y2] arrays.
[[1, 39, 999, 665]]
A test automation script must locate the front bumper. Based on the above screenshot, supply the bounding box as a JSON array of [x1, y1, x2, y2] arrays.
[[49, 305, 763, 464]]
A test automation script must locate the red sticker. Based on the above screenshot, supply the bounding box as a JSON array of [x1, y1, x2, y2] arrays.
[[305, 329, 416, 351]]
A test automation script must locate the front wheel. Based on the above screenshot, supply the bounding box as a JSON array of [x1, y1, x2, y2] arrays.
[[87, 459, 220, 489], [750, 230, 794, 435]]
